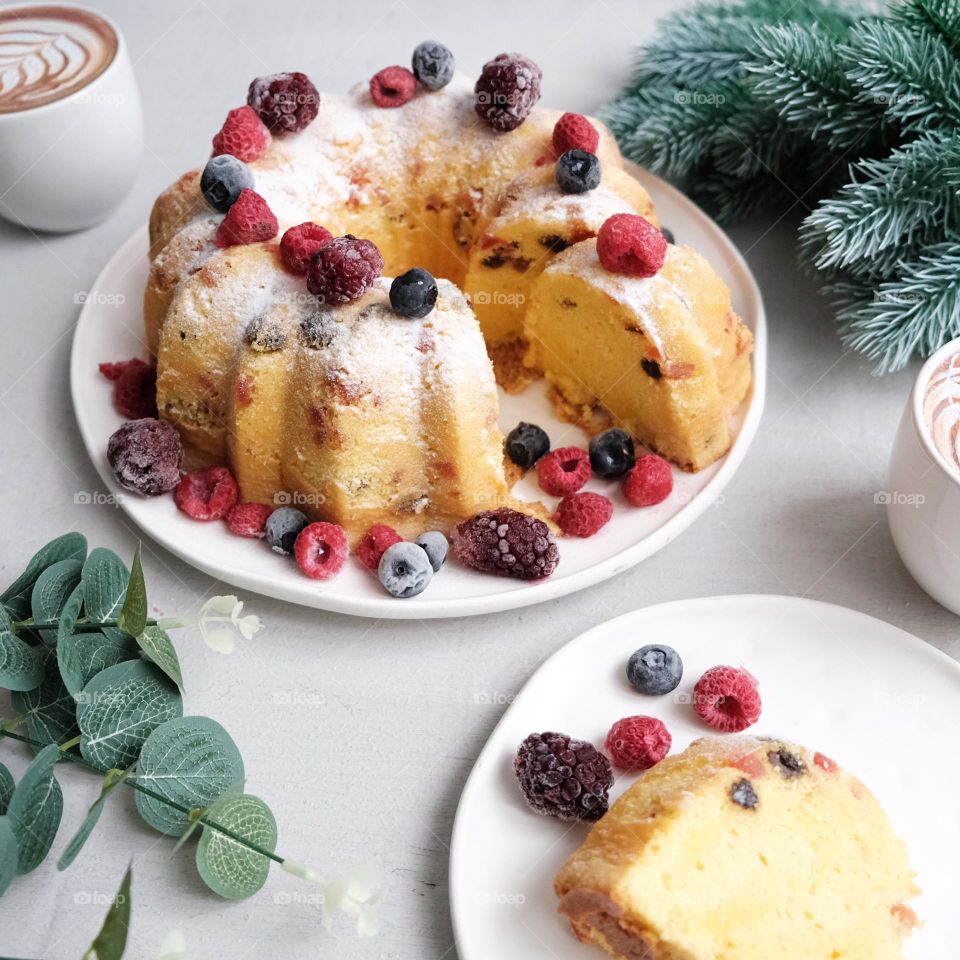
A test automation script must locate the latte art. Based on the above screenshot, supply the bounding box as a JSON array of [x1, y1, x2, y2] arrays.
[[0, 6, 117, 113], [923, 351, 960, 474]]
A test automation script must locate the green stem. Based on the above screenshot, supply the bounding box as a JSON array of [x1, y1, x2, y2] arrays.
[[0, 730, 283, 866], [12, 617, 161, 635]]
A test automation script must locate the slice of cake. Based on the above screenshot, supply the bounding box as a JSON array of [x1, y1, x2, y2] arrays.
[[463, 166, 658, 376], [555, 736, 918, 960], [525, 238, 753, 471]]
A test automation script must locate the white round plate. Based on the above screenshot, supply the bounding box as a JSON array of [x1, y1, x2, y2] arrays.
[[70, 168, 767, 618], [450, 596, 959, 958]]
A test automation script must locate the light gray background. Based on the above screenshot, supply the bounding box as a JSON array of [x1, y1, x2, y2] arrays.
[[0, 1, 956, 957]]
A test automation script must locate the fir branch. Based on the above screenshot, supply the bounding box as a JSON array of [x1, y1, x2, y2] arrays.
[[747, 22, 886, 150], [831, 241, 960, 371], [845, 19, 960, 131], [689, 168, 797, 222], [800, 130, 960, 276], [711, 105, 810, 179], [892, 0, 960, 55], [615, 79, 746, 182]]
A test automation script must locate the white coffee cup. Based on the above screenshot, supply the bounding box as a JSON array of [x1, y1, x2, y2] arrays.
[[887, 336, 960, 616], [0, 3, 143, 232]]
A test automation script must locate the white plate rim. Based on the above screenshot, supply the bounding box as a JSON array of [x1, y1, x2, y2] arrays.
[[448, 594, 960, 959], [69, 169, 768, 619]]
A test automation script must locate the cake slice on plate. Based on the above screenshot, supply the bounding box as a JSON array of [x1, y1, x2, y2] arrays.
[[555, 736, 917, 960]]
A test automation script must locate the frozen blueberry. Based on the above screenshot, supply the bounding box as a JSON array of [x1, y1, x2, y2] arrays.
[[505, 422, 550, 470], [415, 531, 448, 572], [555, 149, 601, 194], [378, 541, 433, 598], [265, 507, 308, 555], [200, 154, 254, 213], [589, 428, 636, 479], [626, 644, 683, 695], [412, 40, 455, 90], [660, 225, 675, 245], [389, 268, 438, 319]]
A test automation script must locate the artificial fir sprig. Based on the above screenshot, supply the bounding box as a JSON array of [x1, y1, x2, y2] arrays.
[[606, 0, 960, 370]]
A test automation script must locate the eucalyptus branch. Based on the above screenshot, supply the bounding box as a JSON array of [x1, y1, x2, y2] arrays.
[[12, 617, 163, 634], [0, 729, 282, 866]]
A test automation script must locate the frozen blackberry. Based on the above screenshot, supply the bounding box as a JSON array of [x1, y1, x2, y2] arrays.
[[415, 531, 448, 572], [247, 72, 320, 133], [107, 418, 183, 496], [626, 644, 683, 696], [453, 508, 559, 580], [514, 731, 613, 822], [265, 507, 309, 555], [411, 40, 455, 90], [505, 422, 549, 470], [200, 154, 254, 213], [555, 149, 601, 194], [307, 234, 383, 303], [390, 267, 438, 318], [474, 52, 542, 131]]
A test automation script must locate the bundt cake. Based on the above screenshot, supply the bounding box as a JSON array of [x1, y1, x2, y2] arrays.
[[555, 736, 918, 960], [525, 239, 753, 471], [145, 49, 754, 539]]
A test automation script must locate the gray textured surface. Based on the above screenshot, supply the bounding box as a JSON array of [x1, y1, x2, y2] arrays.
[[0, 1, 957, 957]]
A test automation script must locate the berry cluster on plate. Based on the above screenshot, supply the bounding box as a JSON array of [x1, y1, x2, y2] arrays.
[[514, 645, 762, 822], [506, 421, 675, 537]]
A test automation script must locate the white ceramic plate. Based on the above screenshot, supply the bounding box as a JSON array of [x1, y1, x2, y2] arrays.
[[449, 596, 960, 959], [70, 168, 767, 618]]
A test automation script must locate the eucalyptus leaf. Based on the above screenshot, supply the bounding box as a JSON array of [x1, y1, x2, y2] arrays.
[[31, 559, 83, 646], [0, 762, 14, 815], [7, 742, 63, 873], [172, 782, 242, 853], [0, 815, 17, 896], [81, 549, 129, 624], [137, 625, 183, 690], [196, 794, 276, 900], [0, 533, 87, 621], [117, 545, 147, 639], [11, 670, 78, 748], [58, 765, 132, 871], [134, 716, 244, 836], [77, 660, 183, 772], [82, 864, 131, 960], [58, 630, 138, 699], [0, 603, 45, 692], [56, 582, 85, 646]]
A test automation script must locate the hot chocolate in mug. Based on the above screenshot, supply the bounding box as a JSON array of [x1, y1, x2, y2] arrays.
[[887, 336, 960, 616], [0, 3, 143, 231]]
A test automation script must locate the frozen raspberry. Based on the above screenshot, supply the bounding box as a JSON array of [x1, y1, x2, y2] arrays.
[[307, 235, 383, 303], [280, 222, 333, 275], [536, 447, 591, 497], [356, 524, 403, 572], [100, 358, 157, 419], [453, 507, 559, 580], [174, 466, 238, 521], [597, 213, 667, 277], [107, 418, 182, 496], [294, 521, 348, 580], [247, 72, 320, 134], [369, 66, 417, 108], [605, 716, 671, 771], [552, 112, 600, 156], [514, 731, 613, 822], [554, 492, 613, 537], [225, 502, 272, 538], [211, 105, 271, 162], [474, 53, 542, 131], [215, 189, 278, 248], [693, 666, 762, 733], [623, 454, 673, 507]]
